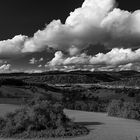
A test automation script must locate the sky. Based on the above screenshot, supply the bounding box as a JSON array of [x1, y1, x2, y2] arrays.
[[0, 0, 140, 72]]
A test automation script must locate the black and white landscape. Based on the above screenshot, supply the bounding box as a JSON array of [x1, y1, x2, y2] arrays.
[[0, 0, 140, 140]]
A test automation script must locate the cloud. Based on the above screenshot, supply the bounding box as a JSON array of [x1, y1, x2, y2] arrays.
[[90, 48, 140, 66], [1, 0, 140, 57], [0, 64, 11, 73], [29, 57, 44, 65], [25, 69, 43, 73], [48, 48, 140, 71], [29, 58, 38, 64], [21, 0, 140, 54], [23, 0, 115, 53], [118, 63, 133, 71], [1, 0, 140, 56], [1, 0, 140, 71], [49, 51, 64, 66], [101, 9, 140, 48], [0, 35, 27, 59], [39, 57, 44, 62], [38, 64, 42, 68]]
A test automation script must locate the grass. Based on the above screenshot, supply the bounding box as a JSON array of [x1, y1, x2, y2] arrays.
[[0, 104, 20, 116]]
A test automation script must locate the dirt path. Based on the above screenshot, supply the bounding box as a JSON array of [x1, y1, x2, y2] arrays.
[[63, 109, 140, 140]]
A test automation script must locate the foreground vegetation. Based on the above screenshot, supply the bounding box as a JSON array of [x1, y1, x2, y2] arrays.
[[0, 70, 140, 139], [0, 106, 139, 140], [108, 100, 140, 120], [0, 97, 88, 138]]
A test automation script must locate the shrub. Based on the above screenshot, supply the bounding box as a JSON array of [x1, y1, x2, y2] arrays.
[[65, 100, 107, 112], [0, 100, 89, 138], [108, 100, 140, 120], [107, 100, 123, 117]]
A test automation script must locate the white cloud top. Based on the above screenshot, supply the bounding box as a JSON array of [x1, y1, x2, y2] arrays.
[[1, 0, 140, 71]]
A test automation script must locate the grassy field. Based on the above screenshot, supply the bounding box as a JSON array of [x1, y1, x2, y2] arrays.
[[0, 104, 140, 140], [0, 104, 20, 116]]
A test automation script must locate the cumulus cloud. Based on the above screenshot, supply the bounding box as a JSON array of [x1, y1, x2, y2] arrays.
[[23, 0, 115, 53], [22, 0, 140, 54], [118, 63, 133, 71], [1, 0, 140, 71], [29, 57, 44, 65], [0, 64, 11, 73], [90, 48, 140, 66], [29, 58, 38, 64], [49, 51, 64, 66], [39, 57, 44, 62], [1, 0, 140, 56], [25, 69, 43, 73], [47, 48, 140, 71], [38, 64, 42, 68], [0, 35, 27, 59]]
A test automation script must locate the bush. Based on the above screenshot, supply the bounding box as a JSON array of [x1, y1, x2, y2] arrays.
[[65, 100, 107, 112], [0, 100, 89, 138], [108, 100, 140, 120]]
